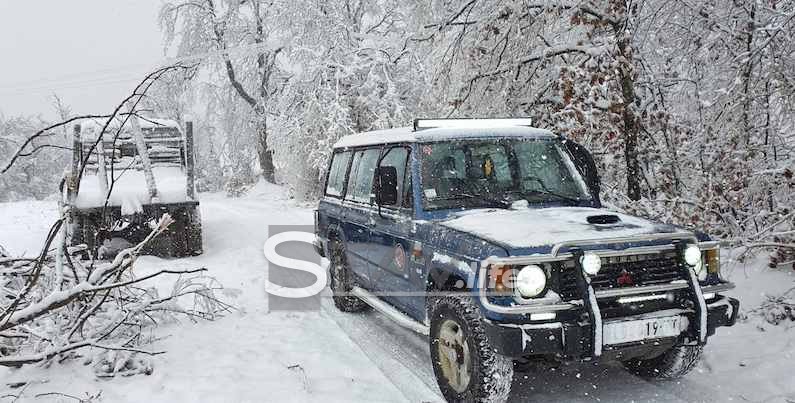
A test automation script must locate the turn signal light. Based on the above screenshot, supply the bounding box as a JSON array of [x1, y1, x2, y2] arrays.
[[489, 265, 514, 293], [704, 249, 720, 274]]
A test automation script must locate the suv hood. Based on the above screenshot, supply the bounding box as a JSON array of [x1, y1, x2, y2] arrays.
[[440, 207, 683, 251]]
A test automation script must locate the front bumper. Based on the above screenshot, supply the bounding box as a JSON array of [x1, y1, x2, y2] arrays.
[[478, 234, 735, 360], [484, 295, 739, 359]]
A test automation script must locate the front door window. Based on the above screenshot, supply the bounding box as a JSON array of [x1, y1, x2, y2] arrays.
[[377, 146, 410, 209], [347, 148, 380, 204]]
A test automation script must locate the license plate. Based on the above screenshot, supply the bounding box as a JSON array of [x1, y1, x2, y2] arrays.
[[603, 316, 686, 345]]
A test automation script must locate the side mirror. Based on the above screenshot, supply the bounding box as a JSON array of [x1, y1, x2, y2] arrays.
[[375, 166, 398, 206]]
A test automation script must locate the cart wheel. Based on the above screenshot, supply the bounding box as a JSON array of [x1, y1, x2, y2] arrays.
[[185, 207, 203, 256], [170, 209, 189, 257]]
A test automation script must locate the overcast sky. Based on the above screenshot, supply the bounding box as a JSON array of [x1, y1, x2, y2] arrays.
[[0, 0, 165, 120]]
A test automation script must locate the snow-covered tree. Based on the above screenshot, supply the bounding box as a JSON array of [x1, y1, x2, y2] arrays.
[[269, 0, 430, 197], [0, 114, 67, 202], [160, 0, 289, 182]]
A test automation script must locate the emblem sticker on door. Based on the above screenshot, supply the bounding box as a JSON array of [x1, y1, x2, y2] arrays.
[[393, 243, 407, 271]]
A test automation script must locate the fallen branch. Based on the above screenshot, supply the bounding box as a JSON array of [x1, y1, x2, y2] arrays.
[[0, 214, 226, 368], [750, 286, 795, 325]]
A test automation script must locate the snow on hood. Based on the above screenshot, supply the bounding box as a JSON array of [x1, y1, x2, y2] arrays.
[[440, 207, 681, 249]]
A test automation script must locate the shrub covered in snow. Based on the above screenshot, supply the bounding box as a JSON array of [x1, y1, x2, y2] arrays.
[[0, 214, 231, 372], [755, 287, 795, 325]]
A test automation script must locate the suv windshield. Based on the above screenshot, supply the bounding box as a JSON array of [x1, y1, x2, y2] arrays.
[[419, 138, 591, 210]]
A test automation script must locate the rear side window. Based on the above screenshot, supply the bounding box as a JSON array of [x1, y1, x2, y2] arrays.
[[347, 148, 380, 203], [325, 151, 352, 197], [378, 147, 410, 208]]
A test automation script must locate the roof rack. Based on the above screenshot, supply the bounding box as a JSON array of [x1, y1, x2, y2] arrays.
[[412, 118, 534, 132]]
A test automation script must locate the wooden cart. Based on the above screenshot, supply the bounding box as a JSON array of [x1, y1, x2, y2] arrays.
[[65, 117, 203, 258]]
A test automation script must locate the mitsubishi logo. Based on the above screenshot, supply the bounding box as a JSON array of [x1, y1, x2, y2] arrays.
[[617, 269, 634, 287]]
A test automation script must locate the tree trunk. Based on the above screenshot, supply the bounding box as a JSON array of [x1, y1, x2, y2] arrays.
[[258, 117, 275, 183], [615, 17, 642, 201], [623, 112, 641, 201]]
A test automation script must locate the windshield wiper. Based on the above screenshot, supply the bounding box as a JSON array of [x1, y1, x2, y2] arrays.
[[524, 189, 581, 205], [442, 193, 512, 209]]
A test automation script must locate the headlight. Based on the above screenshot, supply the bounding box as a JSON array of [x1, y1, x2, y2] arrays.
[[684, 244, 701, 266], [580, 253, 601, 276], [515, 265, 546, 298]]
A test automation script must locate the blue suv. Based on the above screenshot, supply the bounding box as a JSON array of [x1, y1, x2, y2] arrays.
[[314, 118, 739, 402]]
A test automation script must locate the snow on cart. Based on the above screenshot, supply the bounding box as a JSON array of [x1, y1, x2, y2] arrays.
[[66, 116, 202, 258]]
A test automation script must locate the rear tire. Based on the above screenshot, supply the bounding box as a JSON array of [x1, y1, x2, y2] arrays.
[[328, 240, 370, 313], [429, 295, 513, 403], [623, 344, 703, 380]]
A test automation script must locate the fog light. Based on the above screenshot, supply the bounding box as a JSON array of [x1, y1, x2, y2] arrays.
[[617, 293, 670, 304], [580, 253, 601, 276], [684, 244, 702, 266], [530, 312, 556, 321]]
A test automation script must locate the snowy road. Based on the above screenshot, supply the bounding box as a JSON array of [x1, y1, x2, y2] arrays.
[[1, 183, 794, 402]]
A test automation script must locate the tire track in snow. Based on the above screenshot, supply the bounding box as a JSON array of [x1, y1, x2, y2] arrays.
[[265, 227, 442, 401], [204, 197, 439, 400], [319, 296, 443, 402]]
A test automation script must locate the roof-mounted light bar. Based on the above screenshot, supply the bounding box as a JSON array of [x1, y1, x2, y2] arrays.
[[413, 118, 534, 132]]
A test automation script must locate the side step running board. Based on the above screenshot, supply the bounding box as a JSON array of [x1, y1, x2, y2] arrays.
[[351, 287, 430, 336]]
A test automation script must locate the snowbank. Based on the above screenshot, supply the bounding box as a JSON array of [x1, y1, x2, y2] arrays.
[[0, 200, 58, 256]]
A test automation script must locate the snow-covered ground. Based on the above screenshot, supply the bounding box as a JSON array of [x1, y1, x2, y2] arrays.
[[1, 182, 794, 402]]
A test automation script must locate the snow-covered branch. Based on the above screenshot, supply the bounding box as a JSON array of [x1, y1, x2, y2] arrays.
[[0, 213, 226, 369]]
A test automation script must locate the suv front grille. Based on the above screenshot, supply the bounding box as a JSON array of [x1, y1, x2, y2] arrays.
[[557, 252, 684, 300]]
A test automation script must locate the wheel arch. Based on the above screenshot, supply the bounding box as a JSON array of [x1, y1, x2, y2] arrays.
[[425, 252, 477, 293], [427, 267, 469, 292], [325, 223, 346, 245]]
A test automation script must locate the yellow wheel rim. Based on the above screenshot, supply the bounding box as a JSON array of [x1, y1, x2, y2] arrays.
[[437, 319, 471, 393]]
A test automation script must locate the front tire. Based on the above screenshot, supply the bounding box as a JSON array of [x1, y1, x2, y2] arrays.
[[328, 240, 370, 313], [623, 344, 703, 379], [429, 295, 513, 402]]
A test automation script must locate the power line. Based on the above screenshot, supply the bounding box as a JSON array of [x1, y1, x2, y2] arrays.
[[0, 42, 277, 95], [0, 75, 147, 96], [0, 63, 154, 91]]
